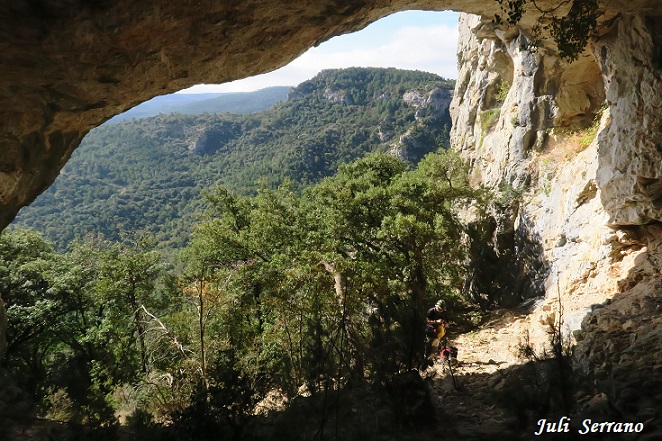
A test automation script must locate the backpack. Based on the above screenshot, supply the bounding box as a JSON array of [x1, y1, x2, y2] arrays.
[[425, 323, 446, 339]]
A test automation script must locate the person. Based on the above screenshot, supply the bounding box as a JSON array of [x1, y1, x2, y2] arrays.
[[425, 300, 448, 365]]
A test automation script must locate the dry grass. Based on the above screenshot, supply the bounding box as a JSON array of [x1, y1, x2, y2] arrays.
[[530, 117, 602, 196], [544, 126, 597, 163]]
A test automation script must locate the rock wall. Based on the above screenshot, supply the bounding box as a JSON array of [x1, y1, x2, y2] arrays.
[[389, 87, 453, 162], [451, 8, 662, 312], [451, 8, 662, 430], [596, 14, 662, 226], [452, 12, 610, 306]]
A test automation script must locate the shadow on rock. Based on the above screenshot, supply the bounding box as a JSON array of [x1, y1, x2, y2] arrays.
[[571, 225, 662, 441]]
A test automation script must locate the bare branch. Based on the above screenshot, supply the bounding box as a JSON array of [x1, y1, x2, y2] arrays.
[[140, 304, 192, 358]]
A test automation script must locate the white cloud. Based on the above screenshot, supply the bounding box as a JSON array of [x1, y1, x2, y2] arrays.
[[295, 24, 459, 76], [179, 12, 459, 94]]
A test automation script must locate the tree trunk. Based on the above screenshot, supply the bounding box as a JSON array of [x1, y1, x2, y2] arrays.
[[128, 281, 148, 374], [198, 279, 207, 381], [321, 261, 346, 305], [408, 256, 427, 370], [321, 261, 364, 377]]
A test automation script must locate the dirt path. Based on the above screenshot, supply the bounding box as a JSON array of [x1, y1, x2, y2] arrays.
[[422, 307, 558, 439]]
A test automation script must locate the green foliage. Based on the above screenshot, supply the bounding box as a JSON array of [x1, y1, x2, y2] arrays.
[[493, 0, 600, 62], [0, 229, 170, 427], [481, 108, 501, 136], [548, 0, 599, 62], [495, 79, 511, 103], [0, 230, 61, 386], [494, 181, 524, 206], [578, 123, 599, 150], [494, 0, 527, 25], [2, 68, 478, 437], [577, 103, 604, 149], [1, 149, 487, 437], [180, 150, 481, 401], [13, 68, 454, 252]]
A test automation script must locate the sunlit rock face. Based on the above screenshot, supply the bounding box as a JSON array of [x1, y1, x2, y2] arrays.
[[451, 3, 662, 302], [451, 4, 662, 432], [389, 87, 452, 161], [450, 13, 606, 190], [451, 5, 662, 227], [448, 4, 662, 312], [595, 14, 662, 226]]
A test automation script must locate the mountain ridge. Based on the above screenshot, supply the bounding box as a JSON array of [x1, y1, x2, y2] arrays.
[[12, 67, 454, 251], [107, 86, 291, 123]]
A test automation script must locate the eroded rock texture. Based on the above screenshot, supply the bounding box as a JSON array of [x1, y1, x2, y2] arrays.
[[596, 14, 662, 225], [451, 2, 662, 303], [452, 3, 662, 433]]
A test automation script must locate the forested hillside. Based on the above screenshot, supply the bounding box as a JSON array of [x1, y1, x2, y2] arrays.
[[4, 67, 482, 441], [13, 68, 453, 250]]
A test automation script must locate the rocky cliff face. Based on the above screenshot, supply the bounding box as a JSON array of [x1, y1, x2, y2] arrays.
[[389, 87, 452, 162], [451, 9, 662, 430]]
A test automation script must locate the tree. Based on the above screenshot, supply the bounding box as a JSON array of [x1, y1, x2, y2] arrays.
[[181, 150, 483, 400], [0, 229, 61, 392], [95, 235, 163, 375], [0, 230, 170, 426], [305, 151, 480, 372], [45, 235, 166, 426]]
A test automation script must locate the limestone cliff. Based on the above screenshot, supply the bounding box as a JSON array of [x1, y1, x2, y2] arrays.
[[452, 9, 662, 430]]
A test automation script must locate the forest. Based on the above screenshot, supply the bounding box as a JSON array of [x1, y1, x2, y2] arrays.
[[1, 149, 488, 440], [13, 68, 454, 251], [1, 67, 501, 440]]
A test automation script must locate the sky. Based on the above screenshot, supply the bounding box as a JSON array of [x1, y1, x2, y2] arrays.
[[178, 10, 460, 94]]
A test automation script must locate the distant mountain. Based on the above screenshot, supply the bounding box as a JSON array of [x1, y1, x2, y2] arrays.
[[13, 68, 454, 250], [107, 86, 290, 122]]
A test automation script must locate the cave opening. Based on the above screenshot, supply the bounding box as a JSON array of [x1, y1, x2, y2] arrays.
[[9, 10, 462, 249]]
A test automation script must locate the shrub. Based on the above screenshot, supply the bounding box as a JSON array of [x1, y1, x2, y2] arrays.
[[495, 80, 511, 103], [481, 109, 501, 133]]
